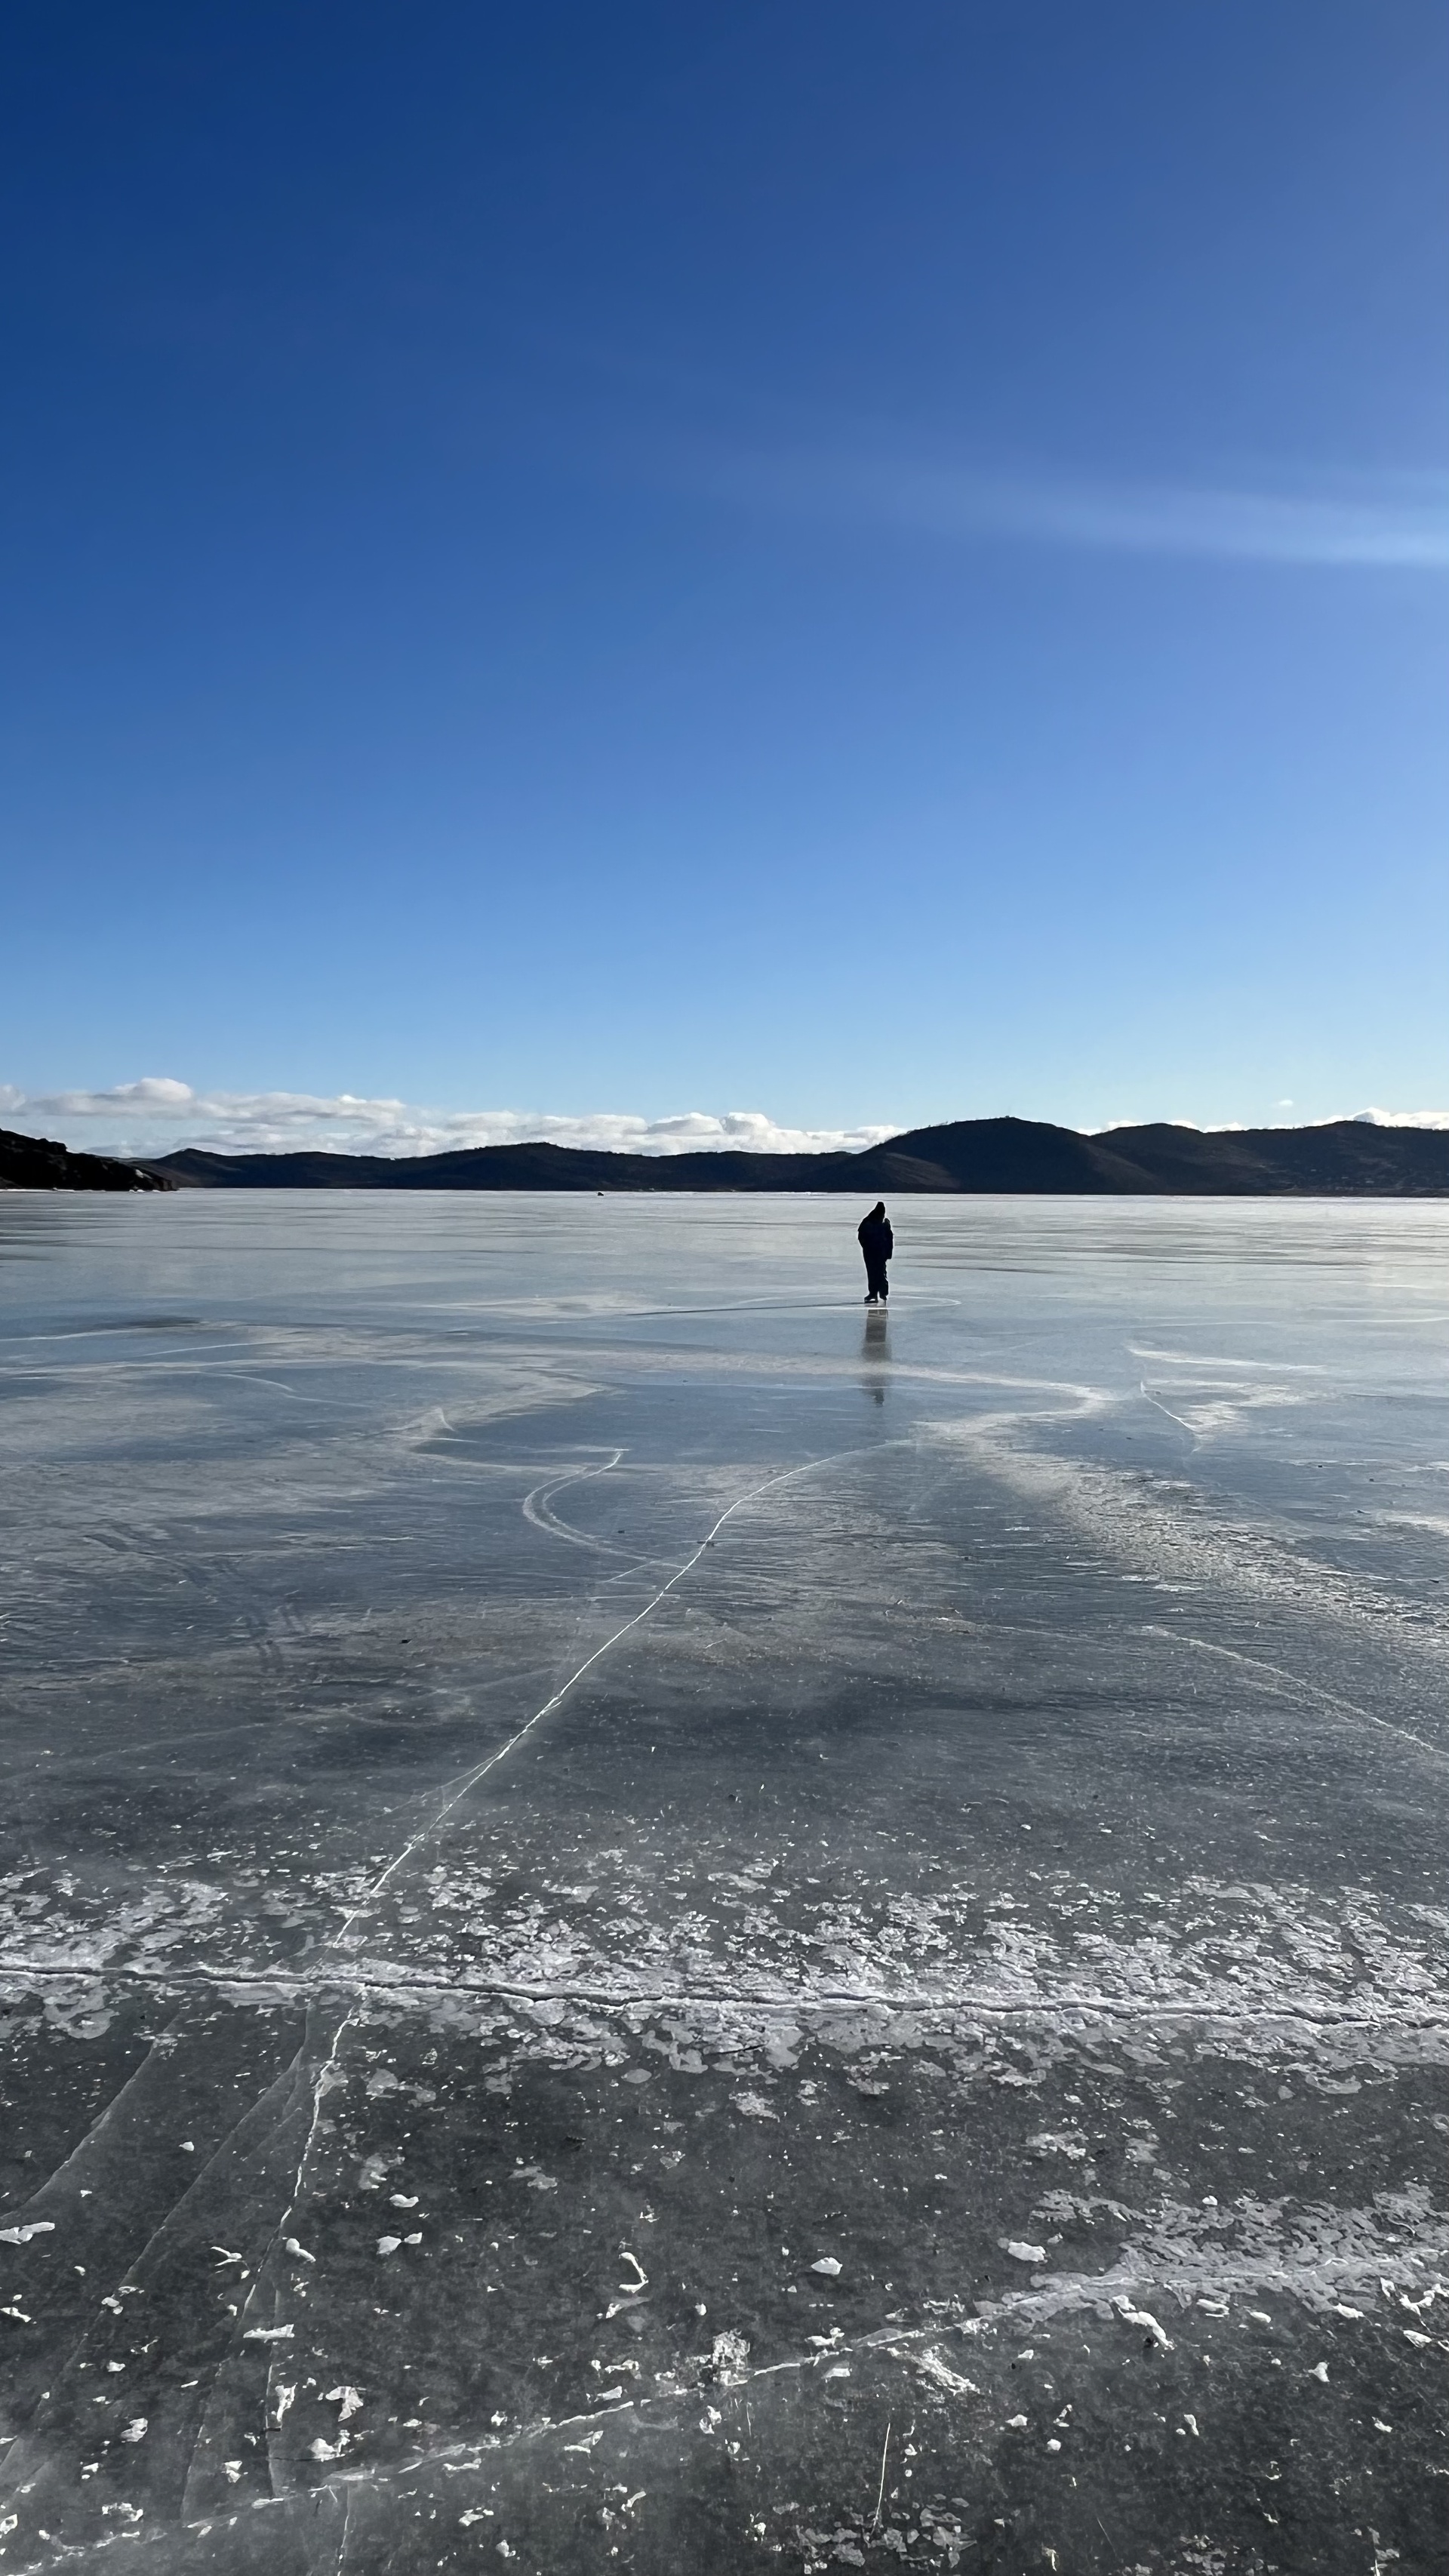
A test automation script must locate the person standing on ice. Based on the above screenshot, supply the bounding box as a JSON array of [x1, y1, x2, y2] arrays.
[[857, 1202, 893, 1305]]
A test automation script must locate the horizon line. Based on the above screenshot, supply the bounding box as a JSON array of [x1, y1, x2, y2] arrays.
[[10, 1085, 1449, 1165]]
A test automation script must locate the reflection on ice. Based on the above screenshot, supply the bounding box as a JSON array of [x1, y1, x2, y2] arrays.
[[2, 1193, 1448, 2571]]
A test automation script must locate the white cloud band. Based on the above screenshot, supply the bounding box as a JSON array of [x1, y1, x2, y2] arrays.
[[6, 1082, 1447, 1163], [0, 1079, 899, 1162]]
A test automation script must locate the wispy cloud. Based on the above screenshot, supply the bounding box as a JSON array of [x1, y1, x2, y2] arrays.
[[1353, 1106, 1449, 1130], [0, 1079, 898, 1161], [699, 443, 1449, 570]]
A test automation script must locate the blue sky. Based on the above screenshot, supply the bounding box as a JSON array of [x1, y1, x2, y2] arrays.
[[3, 0, 1447, 1156]]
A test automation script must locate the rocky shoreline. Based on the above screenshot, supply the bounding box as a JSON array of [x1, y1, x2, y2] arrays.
[[0, 1125, 172, 1192]]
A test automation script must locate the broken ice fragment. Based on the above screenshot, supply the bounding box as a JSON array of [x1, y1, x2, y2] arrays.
[[811, 2257, 842, 2278], [910, 2349, 980, 2399], [283, 2238, 315, 2264], [120, 2419, 147, 2444], [376, 2236, 402, 2257], [1002, 2241, 1047, 2266], [0, 2223, 54, 2245], [243, 2324, 294, 2343], [1400, 2285, 1442, 2315], [1112, 2297, 1172, 2350], [708, 2330, 751, 2384]]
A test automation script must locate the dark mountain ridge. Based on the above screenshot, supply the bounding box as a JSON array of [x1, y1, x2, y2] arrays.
[[146, 1116, 1449, 1196], [0, 1125, 172, 1191]]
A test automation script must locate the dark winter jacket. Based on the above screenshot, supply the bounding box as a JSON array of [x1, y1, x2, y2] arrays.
[[857, 1211, 893, 1263]]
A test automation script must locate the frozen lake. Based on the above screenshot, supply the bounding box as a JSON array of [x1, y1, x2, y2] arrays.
[[2, 1191, 1447, 2574]]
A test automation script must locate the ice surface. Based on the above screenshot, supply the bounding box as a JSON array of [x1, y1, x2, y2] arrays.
[[2, 1190, 1448, 2571]]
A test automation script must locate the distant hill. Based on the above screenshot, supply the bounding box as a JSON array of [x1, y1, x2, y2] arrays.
[[148, 1116, 1449, 1195], [1, 1125, 173, 1192]]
